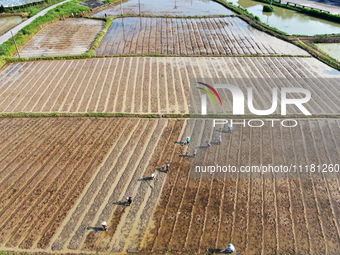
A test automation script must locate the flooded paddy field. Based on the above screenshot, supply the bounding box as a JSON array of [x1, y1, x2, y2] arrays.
[[0, 16, 22, 35], [1, 117, 340, 255], [230, 0, 340, 35], [19, 19, 104, 58], [96, 17, 309, 56], [92, 0, 233, 17], [316, 43, 340, 61], [0, 57, 338, 115]]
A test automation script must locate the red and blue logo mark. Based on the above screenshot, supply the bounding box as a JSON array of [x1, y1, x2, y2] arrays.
[[196, 82, 222, 106]]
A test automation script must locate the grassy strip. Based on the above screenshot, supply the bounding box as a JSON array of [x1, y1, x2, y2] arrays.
[[0, 0, 90, 57], [0, 112, 163, 118], [0, 12, 29, 17], [87, 17, 113, 55], [0, 112, 339, 119], [254, 0, 340, 24], [0, 57, 6, 70], [2, 53, 311, 64], [295, 39, 340, 70], [103, 14, 231, 18]]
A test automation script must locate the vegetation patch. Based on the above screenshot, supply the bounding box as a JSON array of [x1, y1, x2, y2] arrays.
[[254, 0, 340, 23], [263, 4, 274, 12], [3, 0, 66, 17], [0, 0, 89, 57], [87, 17, 113, 55]]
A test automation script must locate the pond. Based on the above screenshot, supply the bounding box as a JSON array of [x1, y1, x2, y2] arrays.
[[229, 0, 340, 35], [92, 0, 234, 17]]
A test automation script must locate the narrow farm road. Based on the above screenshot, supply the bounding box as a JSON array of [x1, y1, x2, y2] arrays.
[[0, 0, 71, 45]]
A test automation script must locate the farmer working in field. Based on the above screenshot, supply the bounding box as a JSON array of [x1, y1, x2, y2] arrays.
[[126, 197, 132, 206], [101, 221, 107, 231], [166, 163, 171, 173]]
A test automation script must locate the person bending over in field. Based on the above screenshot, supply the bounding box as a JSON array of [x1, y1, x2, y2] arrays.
[[220, 243, 235, 253], [166, 163, 171, 173], [126, 197, 132, 206], [101, 221, 107, 231]]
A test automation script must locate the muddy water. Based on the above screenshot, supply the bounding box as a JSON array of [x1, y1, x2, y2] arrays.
[[93, 0, 233, 17], [230, 0, 340, 35], [316, 43, 340, 61], [0, 16, 22, 35]]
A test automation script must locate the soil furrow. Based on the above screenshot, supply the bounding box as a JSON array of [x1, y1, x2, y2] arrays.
[[88, 58, 112, 112], [0, 119, 46, 167], [0, 119, 61, 197], [166, 18, 173, 55], [33, 118, 118, 249], [309, 120, 340, 252], [109, 120, 166, 252], [99, 58, 118, 112], [48, 61, 82, 112], [122, 58, 138, 113], [75, 119, 146, 252], [22, 62, 67, 112], [247, 127, 263, 254], [61, 59, 93, 112], [131, 120, 183, 252], [151, 120, 190, 252], [0, 63, 39, 111], [1, 62, 53, 112], [50, 118, 128, 251], [106, 58, 125, 113], [74, 59, 101, 112], [115, 58, 131, 113], [77, 119, 141, 251], [83, 58, 109, 112], [0, 119, 73, 243], [167, 120, 209, 251], [33, 62, 73, 112], [4, 119, 87, 248]]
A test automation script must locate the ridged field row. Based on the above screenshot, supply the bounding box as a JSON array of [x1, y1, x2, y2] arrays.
[[1, 118, 340, 254], [0, 57, 339, 114], [19, 19, 104, 58], [143, 118, 340, 255], [95, 17, 309, 56], [0, 118, 172, 254]]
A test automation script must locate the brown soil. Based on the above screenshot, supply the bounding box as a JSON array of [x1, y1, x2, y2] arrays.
[[1, 57, 339, 114], [0, 118, 340, 254], [19, 19, 104, 58]]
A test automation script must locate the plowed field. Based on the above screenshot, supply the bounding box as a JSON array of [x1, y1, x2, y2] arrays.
[[1, 118, 340, 255], [0, 57, 339, 114], [19, 19, 104, 58], [95, 17, 309, 56]]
